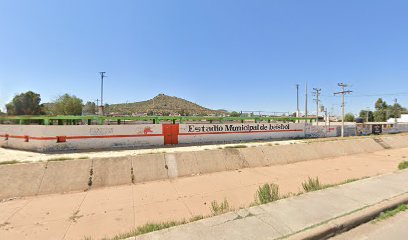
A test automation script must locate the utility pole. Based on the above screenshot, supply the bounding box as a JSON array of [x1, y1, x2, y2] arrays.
[[334, 83, 352, 137], [324, 107, 328, 134], [99, 72, 106, 116], [305, 81, 308, 119], [296, 84, 300, 117], [366, 107, 370, 123], [394, 98, 398, 127], [313, 88, 321, 125], [99, 72, 106, 106]]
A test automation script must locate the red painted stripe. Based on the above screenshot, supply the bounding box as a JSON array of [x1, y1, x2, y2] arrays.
[[7, 135, 29, 139], [2, 129, 303, 141], [179, 129, 304, 136], [30, 137, 57, 140], [3, 134, 164, 141], [66, 134, 163, 139]]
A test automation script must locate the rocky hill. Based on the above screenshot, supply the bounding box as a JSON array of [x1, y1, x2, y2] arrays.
[[106, 94, 226, 116]]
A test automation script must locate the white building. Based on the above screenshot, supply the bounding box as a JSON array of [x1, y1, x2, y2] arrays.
[[387, 114, 408, 123]]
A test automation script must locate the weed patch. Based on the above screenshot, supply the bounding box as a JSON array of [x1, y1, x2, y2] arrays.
[[48, 157, 74, 162], [373, 204, 408, 223], [302, 177, 323, 192], [0, 160, 19, 165], [210, 199, 230, 215], [102, 221, 186, 240], [225, 145, 247, 149], [256, 183, 280, 204], [189, 215, 205, 222], [398, 161, 408, 170]]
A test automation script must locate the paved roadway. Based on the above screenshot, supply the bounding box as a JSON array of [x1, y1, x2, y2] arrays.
[[331, 210, 408, 240]]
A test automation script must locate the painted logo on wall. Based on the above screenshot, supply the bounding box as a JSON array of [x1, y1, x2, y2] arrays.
[[186, 123, 291, 133], [143, 127, 153, 135]]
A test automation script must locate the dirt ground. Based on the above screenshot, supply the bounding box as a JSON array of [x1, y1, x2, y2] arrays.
[[0, 147, 407, 240]]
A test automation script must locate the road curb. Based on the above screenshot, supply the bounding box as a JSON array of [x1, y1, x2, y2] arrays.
[[286, 193, 408, 240]]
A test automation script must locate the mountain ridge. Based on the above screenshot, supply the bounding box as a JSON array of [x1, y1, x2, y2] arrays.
[[106, 94, 226, 116]]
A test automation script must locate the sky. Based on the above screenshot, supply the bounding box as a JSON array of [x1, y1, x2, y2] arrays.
[[1, 0, 408, 116]]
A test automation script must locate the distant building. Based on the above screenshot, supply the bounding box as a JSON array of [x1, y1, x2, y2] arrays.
[[387, 114, 408, 123]]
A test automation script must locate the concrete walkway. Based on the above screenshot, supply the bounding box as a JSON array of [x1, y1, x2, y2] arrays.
[[130, 169, 408, 240]]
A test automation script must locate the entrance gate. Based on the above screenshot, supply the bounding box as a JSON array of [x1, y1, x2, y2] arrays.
[[162, 124, 179, 145]]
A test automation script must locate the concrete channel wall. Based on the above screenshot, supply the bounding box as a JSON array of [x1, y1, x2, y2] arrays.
[[1, 135, 405, 200]]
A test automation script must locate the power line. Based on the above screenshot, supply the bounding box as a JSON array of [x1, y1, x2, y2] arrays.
[[321, 92, 408, 98]]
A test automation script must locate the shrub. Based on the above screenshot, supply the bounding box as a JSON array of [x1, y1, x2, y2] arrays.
[[210, 199, 230, 215], [256, 183, 280, 204], [398, 161, 408, 170], [225, 145, 247, 149], [302, 177, 323, 192], [0, 160, 19, 165]]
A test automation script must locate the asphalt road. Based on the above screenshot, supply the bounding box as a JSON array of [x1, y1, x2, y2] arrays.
[[331, 210, 408, 240]]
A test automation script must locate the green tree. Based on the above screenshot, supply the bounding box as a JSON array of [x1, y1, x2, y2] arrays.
[[344, 113, 355, 122], [5, 91, 44, 115], [374, 110, 387, 122], [82, 101, 97, 115], [373, 98, 389, 122], [375, 98, 387, 111], [388, 103, 407, 119], [51, 94, 83, 115], [229, 111, 241, 117], [359, 110, 374, 122]]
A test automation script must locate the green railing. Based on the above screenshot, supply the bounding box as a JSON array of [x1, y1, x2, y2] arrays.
[[0, 115, 315, 125]]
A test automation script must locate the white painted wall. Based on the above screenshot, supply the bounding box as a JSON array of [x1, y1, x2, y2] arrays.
[[0, 124, 163, 152], [0, 123, 341, 152], [178, 123, 306, 144]]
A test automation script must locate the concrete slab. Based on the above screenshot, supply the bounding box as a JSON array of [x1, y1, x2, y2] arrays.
[[131, 153, 168, 183], [167, 152, 199, 178], [237, 147, 267, 167], [194, 149, 227, 174], [0, 162, 46, 200], [0, 219, 70, 240], [7, 191, 85, 228], [381, 135, 408, 148], [133, 181, 179, 206], [65, 208, 135, 240], [260, 145, 291, 165], [92, 157, 132, 188], [133, 199, 192, 227], [38, 159, 92, 195], [80, 185, 133, 215], [223, 148, 248, 170], [0, 199, 30, 223]]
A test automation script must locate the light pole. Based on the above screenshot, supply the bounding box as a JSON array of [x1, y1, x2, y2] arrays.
[[313, 88, 321, 125], [99, 72, 106, 115], [296, 84, 300, 117]]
